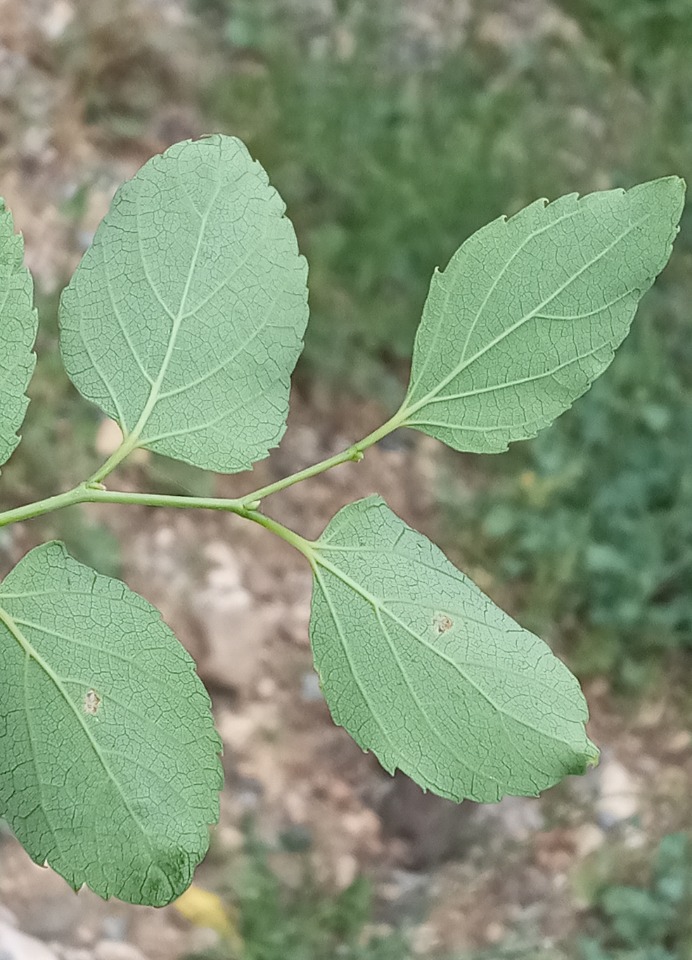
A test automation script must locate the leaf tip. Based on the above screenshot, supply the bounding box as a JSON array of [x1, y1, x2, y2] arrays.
[[585, 740, 600, 770]]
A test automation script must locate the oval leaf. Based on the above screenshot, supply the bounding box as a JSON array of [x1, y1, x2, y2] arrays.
[[0, 543, 222, 905], [400, 177, 685, 452], [0, 200, 37, 467], [310, 496, 597, 803], [59, 135, 308, 472]]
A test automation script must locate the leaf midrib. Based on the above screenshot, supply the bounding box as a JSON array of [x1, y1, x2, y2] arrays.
[[404, 210, 651, 419], [314, 552, 584, 749], [406, 204, 583, 400], [0, 602, 155, 859], [126, 177, 223, 447], [373, 605, 501, 800], [313, 566, 397, 760]]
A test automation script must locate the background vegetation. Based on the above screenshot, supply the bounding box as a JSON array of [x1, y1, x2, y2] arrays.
[[186, 0, 692, 684], [2, 0, 692, 956]]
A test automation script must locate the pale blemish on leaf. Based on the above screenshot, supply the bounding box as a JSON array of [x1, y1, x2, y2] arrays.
[[0, 540, 222, 905], [310, 495, 598, 803], [402, 177, 685, 454], [433, 613, 454, 634], [83, 689, 101, 715]]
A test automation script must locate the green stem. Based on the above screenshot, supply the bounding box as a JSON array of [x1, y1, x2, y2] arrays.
[[0, 487, 86, 529], [88, 488, 247, 514], [242, 510, 317, 567], [240, 407, 407, 506], [0, 485, 248, 529], [88, 436, 139, 485], [0, 406, 408, 556]]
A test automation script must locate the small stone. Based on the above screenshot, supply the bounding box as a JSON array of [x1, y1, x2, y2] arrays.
[[485, 921, 506, 944], [341, 808, 382, 852], [190, 543, 265, 692], [217, 710, 257, 753], [74, 925, 97, 947], [636, 700, 665, 728], [666, 730, 692, 753], [257, 676, 277, 699], [0, 906, 18, 927], [587, 676, 609, 699], [94, 943, 149, 960], [597, 760, 639, 828], [100, 917, 128, 942], [411, 923, 440, 955], [622, 824, 647, 849], [95, 418, 124, 457], [481, 795, 545, 840], [334, 853, 358, 890], [279, 603, 311, 647], [39, 0, 74, 39], [0, 922, 59, 960], [534, 828, 575, 873], [284, 789, 309, 823], [54, 949, 93, 960], [573, 823, 605, 859], [186, 927, 220, 953], [217, 825, 245, 853], [301, 671, 323, 702], [325, 778, 353, 806]]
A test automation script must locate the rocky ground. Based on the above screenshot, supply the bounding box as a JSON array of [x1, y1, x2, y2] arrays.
[[1, 2, 692, 958]]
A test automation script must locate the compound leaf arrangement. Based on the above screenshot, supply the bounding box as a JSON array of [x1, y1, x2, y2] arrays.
[[0, 134, 685, 906]]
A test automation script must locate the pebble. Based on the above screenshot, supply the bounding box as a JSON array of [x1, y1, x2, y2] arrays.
[[301, 671, 323, 702], [666, 730, 692, 753], [573, 822, 606, 858], [100, 918, 128, 943], [485, 921, 506, 945], [596, 759, 640, 828], [0, 907, 17, 928], [0, 922, 58, 960], [93, 943, 149, 960], [53, 949, 93, 960], [333, 853, 358, 890], [411, 922, 440, 955]]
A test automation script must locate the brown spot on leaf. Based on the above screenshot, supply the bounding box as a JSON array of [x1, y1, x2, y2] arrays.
[[433, 613, 453, 634], [84, 689, 101, 715]]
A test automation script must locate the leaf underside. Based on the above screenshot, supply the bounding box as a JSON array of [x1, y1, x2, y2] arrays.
[[402, 177, 686, 452], [0, 201, 38, 468], [0, 543, 222, 906], [59, 134, 309, 473], [310, 497, 598, 803]]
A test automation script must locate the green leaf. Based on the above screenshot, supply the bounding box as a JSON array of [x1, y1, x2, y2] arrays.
[[59, 135, 308, 472], [309, 496, 597, 803], [400, 177, 685, 453], [0, 200, 37, 467], [0, 543, 222, 905]]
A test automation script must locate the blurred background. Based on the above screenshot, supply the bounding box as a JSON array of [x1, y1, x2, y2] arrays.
[[1, 0, 692, 957]]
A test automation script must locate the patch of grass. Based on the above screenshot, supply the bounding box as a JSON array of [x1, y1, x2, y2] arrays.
[[186, 831, 408, 960], [577, 833, 692, 959], [193, 0, 637, 398], [457, 834, 692, 960], [442, 300, 692, 687]]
